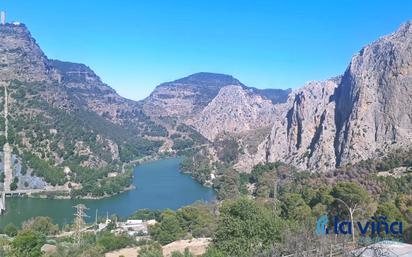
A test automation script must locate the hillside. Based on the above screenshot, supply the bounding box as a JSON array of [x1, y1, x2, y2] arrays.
[[2, 20, 411, 198], [0, 24, 164, 197]]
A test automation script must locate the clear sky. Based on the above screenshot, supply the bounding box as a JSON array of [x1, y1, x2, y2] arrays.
[[1, 1, 411, 100]]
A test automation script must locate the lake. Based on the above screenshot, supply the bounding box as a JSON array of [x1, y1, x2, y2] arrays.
[[0, 158, 216, 228]]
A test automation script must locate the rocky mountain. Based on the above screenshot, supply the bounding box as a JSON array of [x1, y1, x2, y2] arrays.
[[186, 85, 282, 141], [242, 21, 412, 172], [142, 72, 245, 118], [3, 19, 410, 194], [0, 23, 289, 195], [143, 72, 290, 141], [0, 23, 165, 195]]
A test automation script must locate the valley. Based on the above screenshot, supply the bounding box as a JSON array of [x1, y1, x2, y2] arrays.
[[0, 14, 411, 257]]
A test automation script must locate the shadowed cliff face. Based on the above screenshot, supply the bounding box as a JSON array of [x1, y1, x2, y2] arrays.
[[250, 21, 412, 172], [333, 21, 412, 167]]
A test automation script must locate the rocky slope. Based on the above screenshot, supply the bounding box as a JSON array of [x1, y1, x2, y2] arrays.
[[142, 72, 245, 118], [143, 73, 290, 141], [3, 19, 411, 191], [333, 21, 412, 167], [0, 23, 164, 194], [186, 85, 281, 141], [243, 21, 412, 172]]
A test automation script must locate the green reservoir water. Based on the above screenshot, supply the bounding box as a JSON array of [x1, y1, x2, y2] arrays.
[[0, 158, 216, 228]]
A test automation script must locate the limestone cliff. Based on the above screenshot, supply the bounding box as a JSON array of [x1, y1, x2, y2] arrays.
[[247, 21, 412, 172], [187, 85, 280, 141], [334, 21, 412, 167]]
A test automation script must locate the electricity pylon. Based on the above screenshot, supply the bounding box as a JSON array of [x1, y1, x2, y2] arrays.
[[73, 204, 89, 246]]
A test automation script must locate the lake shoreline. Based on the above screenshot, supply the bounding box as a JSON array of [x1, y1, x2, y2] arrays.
[[0, 157, 216, 227]]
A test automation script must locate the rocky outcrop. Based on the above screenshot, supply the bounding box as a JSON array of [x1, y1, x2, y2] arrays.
[[333, 21, 412, 167], [0, 23, 163, 177], [248, 21, 412, 172], [187, 85, 280, 141], [0, 24, 50, 82], [263, 80, 338, 171], [142, 72, 244, 118]]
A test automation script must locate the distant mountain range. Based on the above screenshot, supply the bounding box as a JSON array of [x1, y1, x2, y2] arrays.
[[0, 21, 411, 192]]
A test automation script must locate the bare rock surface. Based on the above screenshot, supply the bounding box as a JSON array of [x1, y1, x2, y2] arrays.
[[246, 21, 412, 172]]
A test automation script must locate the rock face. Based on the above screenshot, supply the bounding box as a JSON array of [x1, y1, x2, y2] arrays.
[[187, 85, 280, 141], [0, 23, 164, 176], [143, 72, 290, 140], [263, 80, 338, 171], [333, 21, 412, 167], [142, 72, 245, 118], [0, 24, 50, 82], [252, 21, 412, 171]]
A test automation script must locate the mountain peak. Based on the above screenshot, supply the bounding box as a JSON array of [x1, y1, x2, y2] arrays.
[[0, 23, 49, 82], [166, 72, 244, 88]]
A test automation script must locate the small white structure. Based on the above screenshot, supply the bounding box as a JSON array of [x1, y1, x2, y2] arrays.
[[1, 11, 5, 25], [107, 172, 118, 178], [352, 241, 412, 257], [114, 219, 153, 236]]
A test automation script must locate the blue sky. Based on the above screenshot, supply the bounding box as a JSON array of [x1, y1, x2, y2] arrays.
[[2, 1, 411, 100]]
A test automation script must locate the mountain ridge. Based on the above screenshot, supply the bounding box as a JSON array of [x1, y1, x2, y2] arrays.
[[240, 21, 412, 172], [1, 20, 411, 196]]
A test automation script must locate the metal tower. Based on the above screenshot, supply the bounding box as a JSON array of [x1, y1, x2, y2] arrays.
[[0, 11, 5, 25], [73, 204, 89, 246]]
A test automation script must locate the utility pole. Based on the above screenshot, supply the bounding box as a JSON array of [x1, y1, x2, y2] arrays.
[[73, 204, 89, 246], [95, 209, 98, 225]]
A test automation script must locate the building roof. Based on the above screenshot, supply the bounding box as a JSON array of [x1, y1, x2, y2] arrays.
[[352, 241, 412, 257]]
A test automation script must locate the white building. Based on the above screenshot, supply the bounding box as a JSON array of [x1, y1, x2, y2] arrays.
[[352, 241, 412, 257]]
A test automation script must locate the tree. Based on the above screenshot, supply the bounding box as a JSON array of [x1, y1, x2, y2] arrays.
[[129, 209, 161, 221], [329, 182, 374, 219], [171, 248, 195, 257], [96, 232, 135, 252], [330, 182, 374, 245], [396, 194, 412, 223], [176, 204, 216, 238], [214, 168, 240, 200], [11, 229, 45, 257], [22, 216, 59, 235], [281, 193, 311, 221], [150, 210, 185, 245], [255, 171, 276, 199], [4, 223, 18, 237], [213, 198, 283, 257], [375, 203, 405, 223], [201, 246, 228, 257], [139, 243, 164, 257]]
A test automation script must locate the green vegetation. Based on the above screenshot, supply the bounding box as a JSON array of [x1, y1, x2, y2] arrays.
[[150, 203, 216, 245], [11, 229, 45, 257], [213, 198, 283, 257], [96, 232, 136, 252], [139, 243, 164, 257], [6, 80, 164, 196], [23, 151, 66, 186]]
